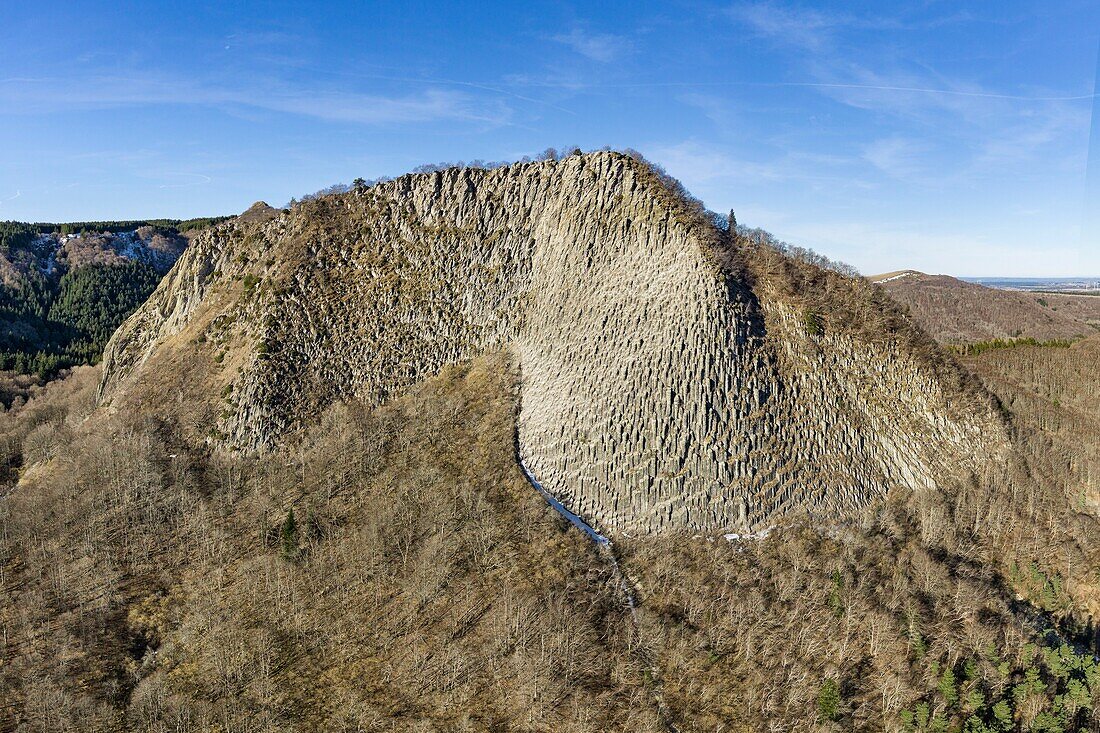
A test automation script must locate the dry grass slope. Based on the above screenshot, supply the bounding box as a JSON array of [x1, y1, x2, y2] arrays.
[[874, 272, 1100, 344], [0, 356, 668, 732], [1, 352, 1098, 731]]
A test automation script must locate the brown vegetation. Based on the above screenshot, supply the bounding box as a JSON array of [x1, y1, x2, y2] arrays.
[[0, 371, 50, 411], [873, 272, 1100, 345], [1, 154, 1099, 731], [962, 335, 1100, 518], [0, 356, 669, 732], [2, 350, 1099, 731]]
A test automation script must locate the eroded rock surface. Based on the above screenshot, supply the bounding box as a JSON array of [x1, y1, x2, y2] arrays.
[[99, 152, 1009, 533]]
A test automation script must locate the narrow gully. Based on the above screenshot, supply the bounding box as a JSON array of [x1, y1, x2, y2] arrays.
[[517, 457, 679, 732]]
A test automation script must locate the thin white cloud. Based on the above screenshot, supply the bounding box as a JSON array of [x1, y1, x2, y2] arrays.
[[260, 88, 506, 124], [728, 2, 849, 51], [861, 137, 931, 180], [0, 76, 511, 126], [794, 80, 1096, 103], [811, 68, 1092, 184], [643, 138, 1089, 276], [727, 3, 976, 53], [780, 219, 1083, 278], [551, 28, 631, 62], [972, 104, 1091, 174], [724, 7, 1096, 187], [156, 173, 213, 189], [647, 140, 870, 188], [495, 75, 1096, 103], [223, 29, 300, 51], [679, 93, 740, 128]]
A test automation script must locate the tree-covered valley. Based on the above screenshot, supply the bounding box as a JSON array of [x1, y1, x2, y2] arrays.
[[0, 219, 224, 392]]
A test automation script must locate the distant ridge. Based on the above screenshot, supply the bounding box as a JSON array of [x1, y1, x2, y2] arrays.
[[874, 270, 1100, 343]]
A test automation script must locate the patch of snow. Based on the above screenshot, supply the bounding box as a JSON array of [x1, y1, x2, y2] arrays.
[[30, 234, 59, 275], [517, 458, 638, 622], [519, 458, 609, 546], [114, 231, 143, 260], [723, 527, 773, 542], [876, 271, 915, 284], [109, 230, 177, 270]]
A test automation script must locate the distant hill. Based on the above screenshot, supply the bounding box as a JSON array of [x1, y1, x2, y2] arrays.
[[0, 217, 227, 380], [871, 270, 1100, 344]]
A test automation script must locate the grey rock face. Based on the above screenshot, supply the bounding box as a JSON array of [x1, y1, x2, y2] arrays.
[[99, 152, 1008, 534]]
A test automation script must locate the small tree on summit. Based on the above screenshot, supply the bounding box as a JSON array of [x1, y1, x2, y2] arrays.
[[281, 508, 300, 560], [352, 177, 367, 191]]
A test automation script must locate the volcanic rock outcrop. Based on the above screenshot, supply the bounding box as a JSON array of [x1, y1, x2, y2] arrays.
[[98, 152, 1009, 534]]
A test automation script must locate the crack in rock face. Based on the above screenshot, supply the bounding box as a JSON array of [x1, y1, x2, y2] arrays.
[[98, 152, 1009, 535]]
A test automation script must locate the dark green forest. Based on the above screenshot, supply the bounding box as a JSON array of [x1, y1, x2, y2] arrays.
[[0, 262, 161, 376], [0, 218, 223, 377]]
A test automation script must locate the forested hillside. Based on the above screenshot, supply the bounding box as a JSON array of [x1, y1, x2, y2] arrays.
[[0, 218, 225, 383], [1, 355, 1097, 731]]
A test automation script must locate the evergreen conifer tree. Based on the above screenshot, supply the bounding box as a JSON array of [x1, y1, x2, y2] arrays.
[[281, 508, 299, 560]]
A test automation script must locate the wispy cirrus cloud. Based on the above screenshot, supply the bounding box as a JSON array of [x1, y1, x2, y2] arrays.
[[551, 28, 631, 62], [647, 140, 869, 189], [777, 219, 1081, 277], [0, 75, 512, 126], [222, 29, 302, 52], [727, 2, 853, 51], [861, 136, 933, 180], [727, 3, 974, 53], [722, 3, 1094, 188], [155, 173, 213, 189], [815, 67, 1092, 181]]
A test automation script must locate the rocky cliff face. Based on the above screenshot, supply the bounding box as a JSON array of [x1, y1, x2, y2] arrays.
[[98, 152, 1009, 534]]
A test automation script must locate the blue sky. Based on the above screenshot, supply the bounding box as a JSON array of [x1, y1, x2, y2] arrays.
[[1, 1, 1098, 276]]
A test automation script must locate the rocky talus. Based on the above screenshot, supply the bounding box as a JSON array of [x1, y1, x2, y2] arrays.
[[98, 152, 1008, 534]]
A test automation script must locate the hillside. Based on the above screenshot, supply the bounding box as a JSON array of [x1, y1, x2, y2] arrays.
[[871, 270, 1100, 344], [0, 219, 224, 381], [1, 354, 1095, 731], [1, 152, 1098, 731], [99, 152, 1007, 536], [963, 335, 1100, 511]]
